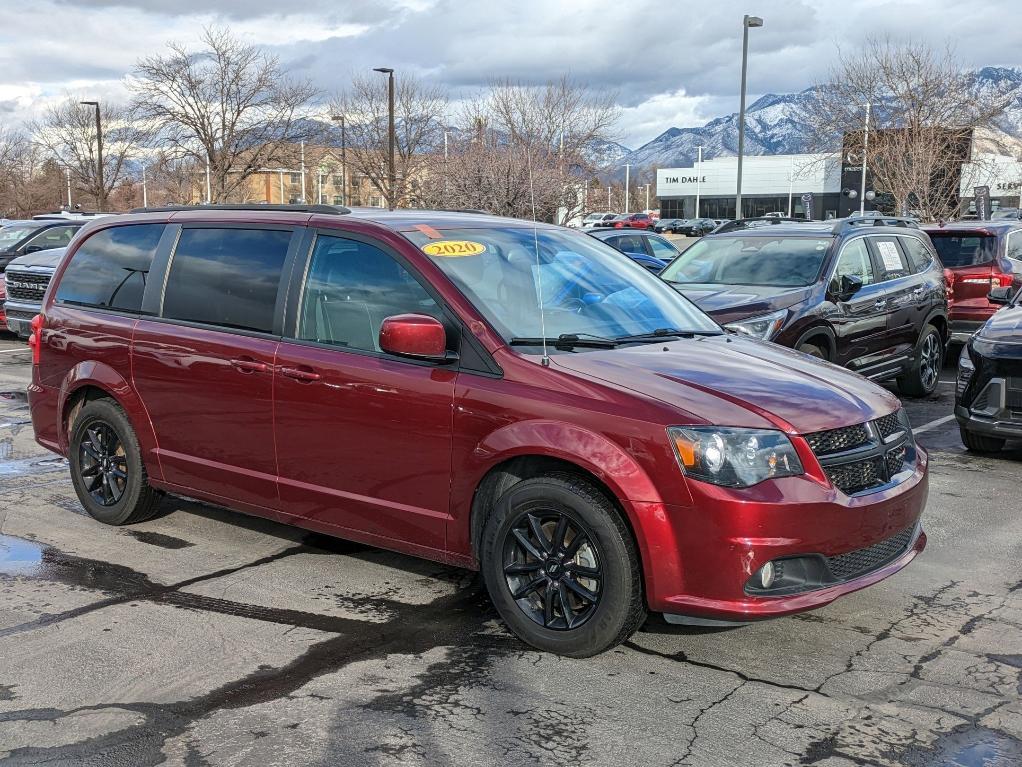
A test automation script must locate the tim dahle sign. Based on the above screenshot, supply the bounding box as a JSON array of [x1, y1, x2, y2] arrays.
[[663, 175, 707, 184]]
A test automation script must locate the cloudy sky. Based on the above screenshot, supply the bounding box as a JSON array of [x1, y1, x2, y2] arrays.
[[1, 0, 1019, 148]]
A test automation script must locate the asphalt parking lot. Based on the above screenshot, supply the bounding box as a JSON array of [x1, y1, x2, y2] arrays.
[[1, 333, 1021, 767]]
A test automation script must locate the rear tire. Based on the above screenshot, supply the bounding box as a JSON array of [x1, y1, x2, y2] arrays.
[[69, 399, 163, 525], [898, 325, 943, 398], [480, 472, 646, 657], [960, 427, 1004, 454]]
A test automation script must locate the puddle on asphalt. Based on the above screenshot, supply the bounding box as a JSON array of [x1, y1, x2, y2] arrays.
[[909, 727, 1022, 767], [0, 390, 28, 404], [0, 534, 46, 574], [0, 455, 67, 476]]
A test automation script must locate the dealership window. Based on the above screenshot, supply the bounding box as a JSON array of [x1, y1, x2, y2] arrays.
[[55, 224, 164, 313], [162, 228, 292, 333]]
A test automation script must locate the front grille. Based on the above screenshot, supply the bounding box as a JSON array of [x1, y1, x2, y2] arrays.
[[1008, 378, 1022, 410], [824, 457, 885, 495], [825, 527, 914, 581], [805, 423, 871, 456], [874, 412, 902, 441], [807, 410, 912, 495], [3, 271, 50, 303]]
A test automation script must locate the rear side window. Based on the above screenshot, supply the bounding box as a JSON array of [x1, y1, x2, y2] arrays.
[[27, 225, 79, 250], [55, 224, 164, 312], [1006, 230, 1022, 261], [928, 233, 997, 267], [162, 228, 292, 333], [609, 235, 647, 254], [900, 237, 934, 273], [869, 236, 910, 281]]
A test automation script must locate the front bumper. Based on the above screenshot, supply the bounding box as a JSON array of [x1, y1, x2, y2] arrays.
[[651, 447, 928, 623], [4, 299, 40, 336], [956, 375, 1022, 441]]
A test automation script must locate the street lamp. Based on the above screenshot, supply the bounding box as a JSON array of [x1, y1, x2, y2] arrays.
[[734, 14, 762, 220], [373, 67, 396, 210], [859, 102, 871, 216], [79, 101, 104, 211], [621, 164, 632, 213]]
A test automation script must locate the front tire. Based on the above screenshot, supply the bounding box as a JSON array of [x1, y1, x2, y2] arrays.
[[480, 473, 646, 657], [69, 398, 163, 525], [797, 342, 827, 361], [960, 427, 1004, 453], [898, 325, 943, 398]]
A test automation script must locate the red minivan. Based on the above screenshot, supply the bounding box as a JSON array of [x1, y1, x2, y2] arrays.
[[923, 221, 1022, 342], [28, 205, 928, 656]]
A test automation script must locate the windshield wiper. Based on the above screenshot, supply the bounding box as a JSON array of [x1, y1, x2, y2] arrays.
[[614, 328, 722, 343], [509, 333, 618, 349]]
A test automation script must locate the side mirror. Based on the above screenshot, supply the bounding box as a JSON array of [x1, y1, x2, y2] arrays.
[[834, 274, 863, 302], [379, 314, 452, 362], [988, 286, 1013, 305], [24, 245, 43, 254]]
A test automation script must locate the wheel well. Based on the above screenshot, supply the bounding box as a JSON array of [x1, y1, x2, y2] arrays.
[[62, 385, 114, 439], [469, 455, 642, 566], [927, 314, 948, 344], [797, 330, 835, 361]]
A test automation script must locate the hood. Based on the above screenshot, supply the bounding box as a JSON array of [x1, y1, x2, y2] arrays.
[[671, 283, 812, 323], [975, 304, 1022, 348], [550, 334, 900, 435], [5, 248, 66, 270]]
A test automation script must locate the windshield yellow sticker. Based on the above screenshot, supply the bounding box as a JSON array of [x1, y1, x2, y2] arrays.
[[421, 240, 486, 257]]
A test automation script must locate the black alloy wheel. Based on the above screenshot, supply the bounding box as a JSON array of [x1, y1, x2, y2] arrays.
[[502, 508, 602, 630], [78, 421, 128, 506], [898, 325, 943, 397]]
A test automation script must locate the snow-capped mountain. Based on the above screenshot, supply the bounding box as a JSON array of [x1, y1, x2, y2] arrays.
[[614, 66, 1022, 175]]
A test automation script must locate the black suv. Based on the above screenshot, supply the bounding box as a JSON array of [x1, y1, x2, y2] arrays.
[[0, 220, 84, 272], [659, 216, 949, 397], [955, 284, 1022, 452]]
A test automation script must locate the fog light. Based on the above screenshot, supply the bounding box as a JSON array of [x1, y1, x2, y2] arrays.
[[759, 561, 775, 589]]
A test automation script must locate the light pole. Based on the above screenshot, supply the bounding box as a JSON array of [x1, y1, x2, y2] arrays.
[[695, 145, 703, 218], [622, 164, 632, 213], [643, 184, 650, 212], [373, 67, 396, 210], [859, 102, 871, 216], [79, 101, 104, 211], [141, 163, 148, 208], [65, 168, 72, 209], [735, 15, 763, 220]]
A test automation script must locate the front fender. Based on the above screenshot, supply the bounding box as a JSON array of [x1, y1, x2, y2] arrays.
[[463, 419, 688, 609], [57, 360, 163, 480]]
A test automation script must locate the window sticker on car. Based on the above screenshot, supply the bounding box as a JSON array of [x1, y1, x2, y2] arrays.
[[421, 240, 487, 257], [877, 241, 902, 271]]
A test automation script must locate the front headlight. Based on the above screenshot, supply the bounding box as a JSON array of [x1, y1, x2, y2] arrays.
[[724, 309, 787, 341], [668, 426, 804, 488], [957, 343, 975, 375]]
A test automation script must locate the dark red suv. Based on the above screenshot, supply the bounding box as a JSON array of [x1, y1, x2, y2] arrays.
[[28, 205, 928, 656]]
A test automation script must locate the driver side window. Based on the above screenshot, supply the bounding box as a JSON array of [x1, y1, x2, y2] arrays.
[[831, 239, 874, 293]]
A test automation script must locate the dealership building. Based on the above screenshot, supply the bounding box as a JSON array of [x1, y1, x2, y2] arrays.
[[656, 134, 1022, 220]]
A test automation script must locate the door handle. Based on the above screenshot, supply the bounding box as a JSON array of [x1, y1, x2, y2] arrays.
[[280, 366, 321, 382], [230, 357, 269, 374]]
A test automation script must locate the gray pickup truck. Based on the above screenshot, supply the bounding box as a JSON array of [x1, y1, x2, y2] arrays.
[[3, 247, 66, 337]]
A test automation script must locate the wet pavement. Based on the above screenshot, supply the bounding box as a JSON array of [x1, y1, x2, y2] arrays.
[[1, 334, 1021, 766]]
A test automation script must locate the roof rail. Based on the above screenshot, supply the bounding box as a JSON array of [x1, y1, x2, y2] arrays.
[[129, 203, 351, 215], [831, 215, 919, 234], [713, 217, 806, 233]]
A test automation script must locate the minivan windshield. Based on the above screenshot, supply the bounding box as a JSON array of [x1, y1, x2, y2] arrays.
[[660, 235, 832, 287], [927, 232, 997, 267], [403, 226, 720, 343]]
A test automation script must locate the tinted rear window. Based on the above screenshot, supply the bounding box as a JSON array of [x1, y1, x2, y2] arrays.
[[928, 233, 997, 268], [55, 224, 164, 312], [162, 228, 292, 333]]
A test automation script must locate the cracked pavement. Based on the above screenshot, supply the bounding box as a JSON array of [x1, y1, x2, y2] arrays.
[[1, 335, 1021, 766]]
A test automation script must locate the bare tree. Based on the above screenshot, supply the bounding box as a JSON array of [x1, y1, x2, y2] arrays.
[[31, 99, 145, 211], [0, 129, 65, 217], [416, 78, 619, 222], [331, 73, 447, 208], [803, 38, 1013, 220], [130, 26, 319, 203]]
